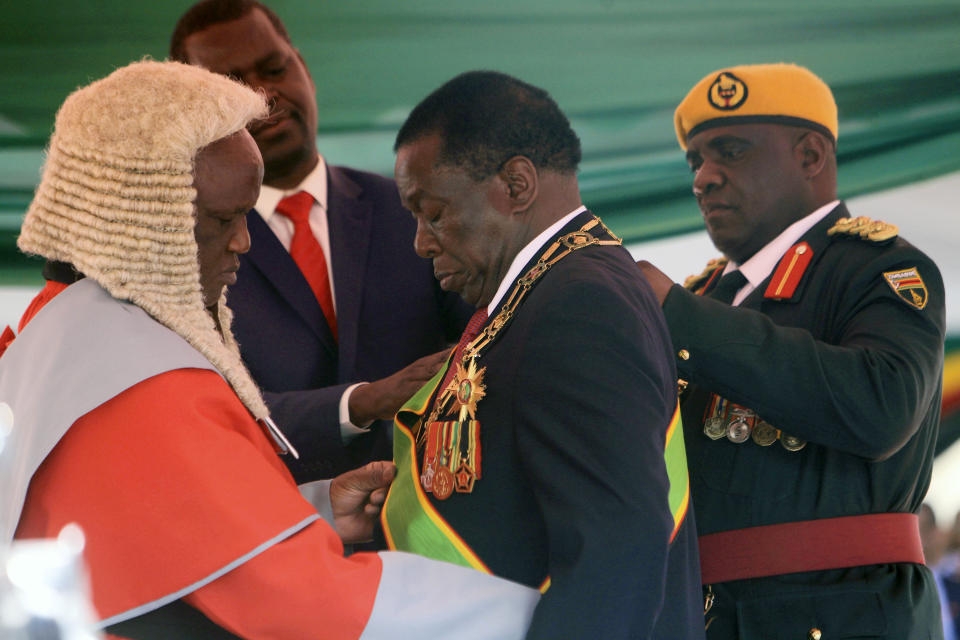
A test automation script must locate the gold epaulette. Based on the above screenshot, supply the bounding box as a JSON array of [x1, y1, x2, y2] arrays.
[[683, 257, 728, 291], [826, 216, 898, 244]]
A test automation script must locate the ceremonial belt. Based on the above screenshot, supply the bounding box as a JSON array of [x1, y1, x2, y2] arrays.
[[698, 513, 924, 584]]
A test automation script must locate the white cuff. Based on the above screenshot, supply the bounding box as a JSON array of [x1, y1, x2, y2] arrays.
[[340, 382, 373, 443]]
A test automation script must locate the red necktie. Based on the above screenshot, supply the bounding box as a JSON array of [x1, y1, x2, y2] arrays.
[[275, 191, 337, 339], [439, 308, 489, 393]]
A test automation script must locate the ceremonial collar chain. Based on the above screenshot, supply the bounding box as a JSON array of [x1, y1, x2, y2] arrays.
[[426, 215, 622, 428]]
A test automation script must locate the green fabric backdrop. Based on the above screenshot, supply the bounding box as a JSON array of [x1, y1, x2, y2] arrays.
[[1, 0, 959, 284]]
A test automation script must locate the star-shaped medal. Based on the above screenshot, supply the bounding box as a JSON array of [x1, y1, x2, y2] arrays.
[[445, 358, 486, 422]]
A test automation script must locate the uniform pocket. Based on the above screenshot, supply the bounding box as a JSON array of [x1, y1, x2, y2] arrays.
[[695, 436, 804, 501], [737, 589, 886, 639]]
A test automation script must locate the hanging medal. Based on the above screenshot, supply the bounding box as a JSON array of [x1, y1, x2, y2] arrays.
[[417, 216, 623, 499], [420, 421, 442, 491], [703, 395, 728, 440], [448, 358, 485, 494], [432, 421, 457, 500]]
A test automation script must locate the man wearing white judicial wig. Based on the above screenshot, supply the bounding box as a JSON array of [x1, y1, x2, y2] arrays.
[[0, 59, 537, 639]]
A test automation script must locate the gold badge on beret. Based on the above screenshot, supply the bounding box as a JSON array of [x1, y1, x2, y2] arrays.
[[708, 71, 748, 111]]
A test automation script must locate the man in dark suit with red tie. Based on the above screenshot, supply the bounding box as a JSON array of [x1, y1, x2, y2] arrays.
[[170, 0, 472, 482]]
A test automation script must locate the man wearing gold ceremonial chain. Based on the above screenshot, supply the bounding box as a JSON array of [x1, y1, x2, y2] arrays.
[[382, 70, 705, 640]]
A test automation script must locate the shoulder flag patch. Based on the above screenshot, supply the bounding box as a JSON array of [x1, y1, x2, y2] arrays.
[[883, 267, 928, 310], [764, 242, 813, 300]]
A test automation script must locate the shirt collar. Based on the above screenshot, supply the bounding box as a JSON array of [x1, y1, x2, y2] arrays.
[[486, 205, 587, 314], [724, 200, 840, 288], [254, 154, 328, 222]]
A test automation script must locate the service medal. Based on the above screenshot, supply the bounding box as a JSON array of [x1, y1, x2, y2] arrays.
[[726, 415, 751, 443], [751, 420, 778, 446], [454, 461, 476, 493], [420, 421, 442, 492], [703, 416, 726, 440], [433, 466, 455, 500], [780, 433, 807, 452]]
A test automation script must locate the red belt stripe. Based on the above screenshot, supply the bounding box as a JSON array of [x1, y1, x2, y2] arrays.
[[699, 513, 924, 584]]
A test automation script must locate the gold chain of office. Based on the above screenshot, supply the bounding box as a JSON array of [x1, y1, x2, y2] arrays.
[[423, 216, 623, 429]]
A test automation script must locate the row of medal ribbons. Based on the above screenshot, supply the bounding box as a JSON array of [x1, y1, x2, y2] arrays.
[[703, 395, 806, 451]]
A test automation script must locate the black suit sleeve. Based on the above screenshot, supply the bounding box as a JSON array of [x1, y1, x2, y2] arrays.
[[264, 386, 391, 483], [664, 246, 945, 460], [513, 278, 677, 639]]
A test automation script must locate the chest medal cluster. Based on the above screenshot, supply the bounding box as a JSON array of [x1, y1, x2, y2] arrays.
[[702, 394, 806, 451], [417, 217, 623, 499]]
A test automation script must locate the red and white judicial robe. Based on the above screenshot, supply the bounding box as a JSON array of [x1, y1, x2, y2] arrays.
[[0, 279, 538, 639]]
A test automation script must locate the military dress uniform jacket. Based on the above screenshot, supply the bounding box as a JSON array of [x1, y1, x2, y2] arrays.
[[229, 164, 472, 482], [400, 212, 705, 640], [663, 203, 946, 639]]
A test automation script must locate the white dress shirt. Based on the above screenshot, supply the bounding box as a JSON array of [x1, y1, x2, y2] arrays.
[[486, 206, 587, 314], [722, 200, 840, 306]]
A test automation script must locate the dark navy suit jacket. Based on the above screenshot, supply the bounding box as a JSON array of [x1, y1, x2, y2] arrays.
[[424, 211, 704, 639], [228, 164, 472, 482]]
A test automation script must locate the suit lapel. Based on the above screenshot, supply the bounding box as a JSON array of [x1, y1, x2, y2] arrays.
[[326, 165, 372, 380], [487, 210, 596, 320], [243, 210, 337, 355]]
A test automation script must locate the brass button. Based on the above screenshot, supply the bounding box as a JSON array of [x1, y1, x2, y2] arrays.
[[796, 245, 807, 255], [808, 628, 822, 640], [678, 349, 690, 360]]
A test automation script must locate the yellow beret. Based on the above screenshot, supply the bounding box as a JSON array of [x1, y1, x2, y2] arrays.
[[674, 63, 838, 150]]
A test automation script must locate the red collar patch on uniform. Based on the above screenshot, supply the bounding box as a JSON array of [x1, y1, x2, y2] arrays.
[[883, 267, 928, 310], [764, 242, 814, 300]]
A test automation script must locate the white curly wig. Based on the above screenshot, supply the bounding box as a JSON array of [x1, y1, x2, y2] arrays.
[[18, 59, 272, 419]]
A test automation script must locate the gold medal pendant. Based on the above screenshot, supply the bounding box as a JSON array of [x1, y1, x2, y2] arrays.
[[433, 466, 455, 500], [447, 358, 486, 421], [445, 359, 486, 495], [432, 421, 457, 500]]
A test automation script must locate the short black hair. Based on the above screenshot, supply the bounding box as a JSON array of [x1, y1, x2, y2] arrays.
[[394, 71, 581, 181], [169, 0, 291, 63]]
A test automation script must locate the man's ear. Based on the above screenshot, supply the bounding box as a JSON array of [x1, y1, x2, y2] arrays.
[[795, 131, 830, 180], [498, 156, 538, 213]]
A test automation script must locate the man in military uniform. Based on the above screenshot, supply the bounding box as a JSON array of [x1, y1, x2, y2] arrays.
[[382, 71, 704, 639], [638, 63, 946, 639]]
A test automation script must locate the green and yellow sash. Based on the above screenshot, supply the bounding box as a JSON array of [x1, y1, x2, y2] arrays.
[[381, 356, 492, 574], [664, 403, 690, 541], [381, 214, 691, 588], [381, 358, 691, 578]]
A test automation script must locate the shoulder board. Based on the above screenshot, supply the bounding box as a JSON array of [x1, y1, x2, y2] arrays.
[[683, 257, 727, 293], [826, 216, 898, 244]]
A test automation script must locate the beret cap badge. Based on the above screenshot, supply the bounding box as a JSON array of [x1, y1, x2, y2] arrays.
[[708, 71, 748, 111]]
